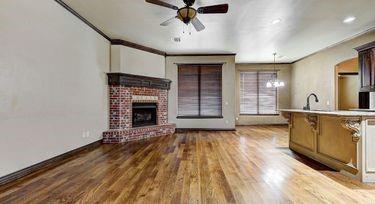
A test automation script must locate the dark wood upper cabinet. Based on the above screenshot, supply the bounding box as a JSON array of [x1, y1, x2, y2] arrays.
[[355, 41, 375, 92]]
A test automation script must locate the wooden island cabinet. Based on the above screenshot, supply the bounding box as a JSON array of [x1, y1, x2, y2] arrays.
[[281, 109, 375, 182]]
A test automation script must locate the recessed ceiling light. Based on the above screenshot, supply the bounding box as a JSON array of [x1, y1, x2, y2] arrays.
[[271, 19, 281, 25], [343, 16, 356, 24]]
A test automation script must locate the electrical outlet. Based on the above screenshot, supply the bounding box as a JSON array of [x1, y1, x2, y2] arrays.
[[82, 130, 90, 138]]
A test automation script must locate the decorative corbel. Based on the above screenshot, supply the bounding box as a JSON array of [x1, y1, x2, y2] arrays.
[[281, 112, 292, 127], [341, 118, 361, 143], [305, 114, 318, 133]]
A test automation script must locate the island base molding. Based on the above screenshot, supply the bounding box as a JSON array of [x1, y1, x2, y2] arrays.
[[280, 109, 375, 183], [289, 142, 359, 176]]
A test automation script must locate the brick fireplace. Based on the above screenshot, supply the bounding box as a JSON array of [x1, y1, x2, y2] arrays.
[[103, 73, 176, 143]]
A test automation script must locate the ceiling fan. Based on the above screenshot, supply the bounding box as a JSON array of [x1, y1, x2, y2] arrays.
[[145, 0, 229, 32]]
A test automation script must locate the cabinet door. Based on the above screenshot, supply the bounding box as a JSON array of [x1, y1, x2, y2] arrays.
[[359, 49, 374, 91]]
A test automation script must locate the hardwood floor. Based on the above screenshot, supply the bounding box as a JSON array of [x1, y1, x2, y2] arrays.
[[1, 126, 375, 203]]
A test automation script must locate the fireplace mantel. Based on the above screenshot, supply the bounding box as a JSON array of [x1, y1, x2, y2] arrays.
[[107, 73, 171, 90]]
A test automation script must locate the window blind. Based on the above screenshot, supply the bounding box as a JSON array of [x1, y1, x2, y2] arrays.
[[240, 72, 258, 114], [178, 65, 199, 116], [240, 71, 277, 115], [178, 64, 222, 118]]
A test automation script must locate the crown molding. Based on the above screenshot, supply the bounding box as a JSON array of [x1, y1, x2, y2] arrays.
[[54, 0, 166, 56], [55, 0, 111, 41], [166, 53, 236, 57], [51, 2, 375, 63], [236, 63, 292, 65], [291, 27, 375, 64], [111, 39, 166, 56]]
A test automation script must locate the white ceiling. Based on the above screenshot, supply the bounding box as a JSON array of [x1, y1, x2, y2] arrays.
[[62, 0, 375, 63]]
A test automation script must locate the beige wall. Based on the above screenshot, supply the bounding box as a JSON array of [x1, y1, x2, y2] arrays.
[[0, 0, 110, 177], [291, 30, 375, 110], [111, 45, 165, 78], [235, 64, 291, 125], [166, 56, 236, 129]]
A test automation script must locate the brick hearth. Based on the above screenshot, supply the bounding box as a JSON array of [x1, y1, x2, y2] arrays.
[[103, 124, 176, 143], [103, 73, 175, 144]]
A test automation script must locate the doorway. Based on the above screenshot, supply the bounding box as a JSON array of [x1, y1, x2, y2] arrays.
[[338, 73, 359, 110], [334, 58, 359, 110]]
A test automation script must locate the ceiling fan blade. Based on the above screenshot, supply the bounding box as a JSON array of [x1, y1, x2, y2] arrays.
[[160, 16, 177, 26], [197, 4, 228, 14], [145, 0, 178, 10], [191, 17, 205, 32]]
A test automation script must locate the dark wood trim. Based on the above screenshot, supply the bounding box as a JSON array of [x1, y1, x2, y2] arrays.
[[54, 1, 167, 56], [237, 69, 282, 73], [236, 124, 288, 127], [175, 63, 226, 66], [107, 73, 172, 90], [45, 2, 375, 64], [54, 0, 111, 41], [0, 140, 102, 187], [176, 128, 235, 132], [292, 27, 375, 64], [239, 114, 280, 116], [237, 63, 292, 65], [176, 116, 224, 119], [167, 53, 236, 57], [354, 41, 375, 52], [111, 39, 166, 56], [338, 72, 358, 76]]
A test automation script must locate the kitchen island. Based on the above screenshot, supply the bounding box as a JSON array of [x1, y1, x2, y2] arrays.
[[280, 109, 375, 182]]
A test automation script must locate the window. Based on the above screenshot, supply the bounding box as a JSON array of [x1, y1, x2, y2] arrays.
[[178, 64, 222, 118], [240, 71, 278, 115]]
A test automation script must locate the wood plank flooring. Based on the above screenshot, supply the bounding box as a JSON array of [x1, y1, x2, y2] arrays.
[[1, 126, 375, 203]]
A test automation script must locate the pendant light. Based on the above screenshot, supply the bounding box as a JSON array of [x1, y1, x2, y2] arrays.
[[266, 53, 285, 88]]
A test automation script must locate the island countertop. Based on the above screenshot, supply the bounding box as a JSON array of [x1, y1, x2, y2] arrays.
[[279, 109, 375, 117]]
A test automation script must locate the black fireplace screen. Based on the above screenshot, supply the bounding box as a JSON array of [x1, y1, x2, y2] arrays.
[[132, 103, 157, 127]]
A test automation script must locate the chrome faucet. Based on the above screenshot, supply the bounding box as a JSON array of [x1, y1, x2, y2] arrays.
[[303, 93, 319, 110]]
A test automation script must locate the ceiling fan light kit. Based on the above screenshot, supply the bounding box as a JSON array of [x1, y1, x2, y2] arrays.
[[146, 0, 228, 32], [177, 7, 197, 24]]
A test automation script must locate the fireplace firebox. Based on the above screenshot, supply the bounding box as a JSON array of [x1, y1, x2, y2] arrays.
[[132, 103, 157, 127]]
